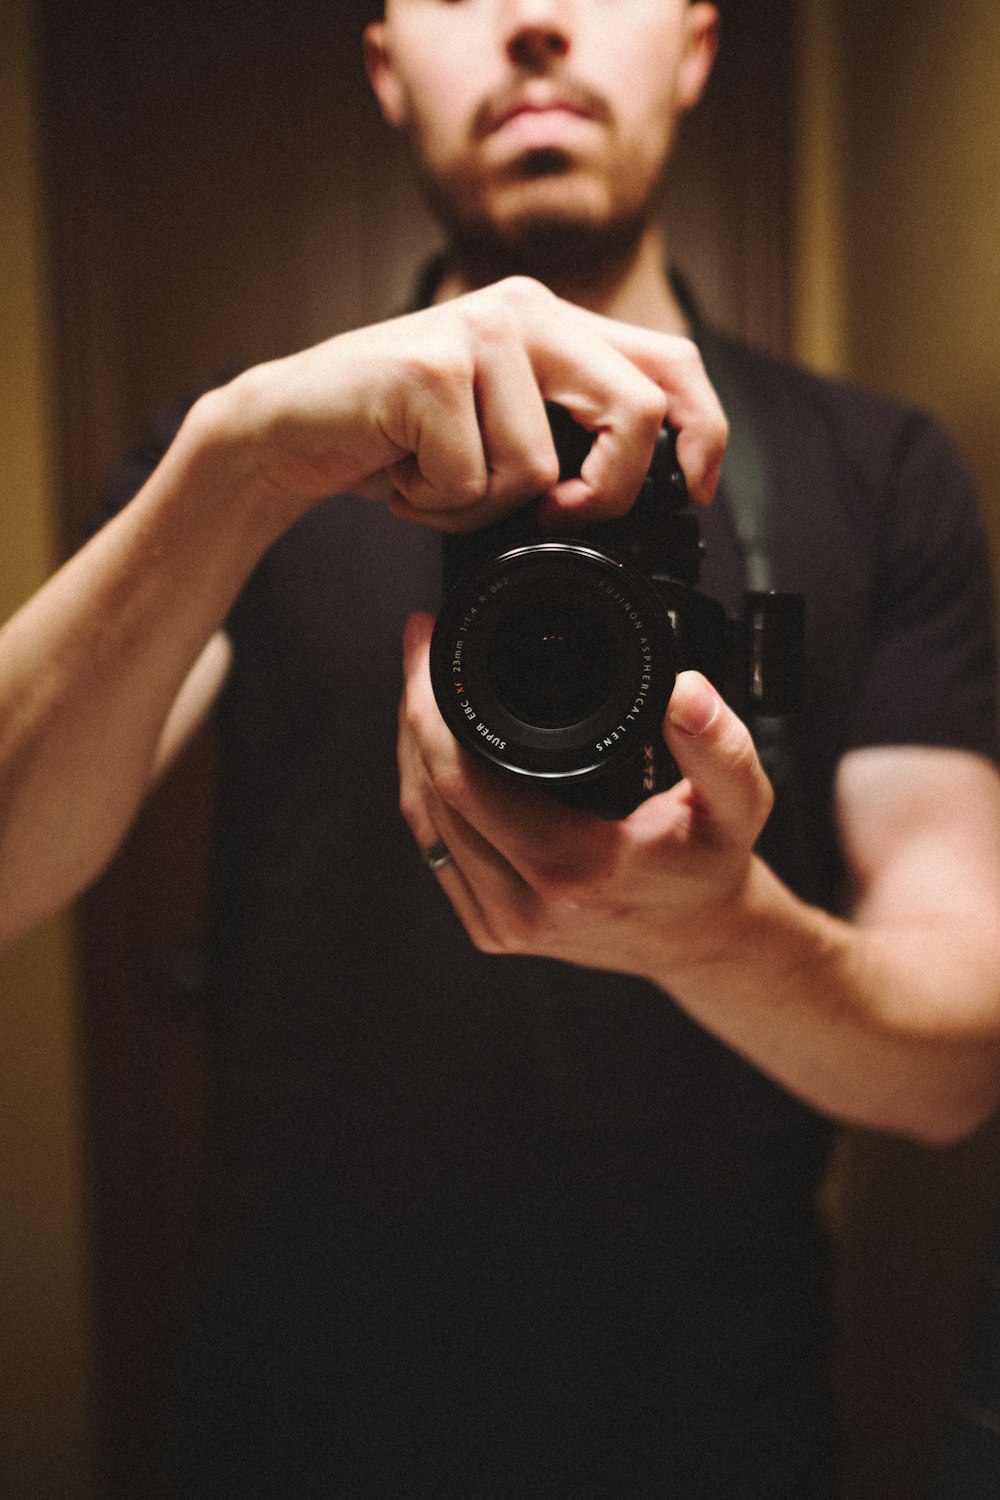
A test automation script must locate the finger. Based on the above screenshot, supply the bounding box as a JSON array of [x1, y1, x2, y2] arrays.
[[382, 285, 726, 527], [473, 335, 561, 509], [389, 341, 560, 534], [386, 369, 488, 516], [401, 612, 610, 895], [524, 342, 669, 522], [397, 685, 501, 949], [424, 788, 534, 954], [399, 613, 536, 903], [663, 672, 774, 846], [559, 309, 729, 508], [401, 735, 503, 948], [399, 616, 533, 946]]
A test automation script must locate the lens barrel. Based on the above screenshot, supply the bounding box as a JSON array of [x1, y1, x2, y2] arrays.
[[429, 540, 677, 785]]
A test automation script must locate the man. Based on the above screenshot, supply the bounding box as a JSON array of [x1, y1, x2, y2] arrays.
[[2, 1, 999, 1494], [373, 0, 1000, 1141]]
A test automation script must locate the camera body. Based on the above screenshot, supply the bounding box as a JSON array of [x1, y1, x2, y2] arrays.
[[430, 406, 803, 818]]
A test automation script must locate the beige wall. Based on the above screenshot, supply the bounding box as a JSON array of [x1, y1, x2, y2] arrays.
[[792, 0, 848, 374], [796, 4, 1000, 1494], [841, 0, 1000, 552], [796, 0, 1000, 544], [0, 4, 93, 1496]]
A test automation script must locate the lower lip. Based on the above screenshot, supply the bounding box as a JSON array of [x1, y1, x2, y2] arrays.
[[493, 108, 597, 150]]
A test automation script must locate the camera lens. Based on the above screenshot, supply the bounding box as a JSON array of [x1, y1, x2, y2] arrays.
[[430, 541, 676, 783], [487, 594, 617, 729]]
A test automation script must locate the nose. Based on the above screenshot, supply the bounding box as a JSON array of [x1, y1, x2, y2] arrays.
[[503, 0, 571, 71]]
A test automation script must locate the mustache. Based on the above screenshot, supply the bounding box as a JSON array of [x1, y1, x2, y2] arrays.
[[471, 76, 614, 141]]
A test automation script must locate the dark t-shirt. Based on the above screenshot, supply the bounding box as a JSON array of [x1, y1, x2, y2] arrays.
[[102, 327, 997, 1498]]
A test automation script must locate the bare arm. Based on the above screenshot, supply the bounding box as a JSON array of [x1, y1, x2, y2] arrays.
[[0, 278, 727, 950], [0, 408, 282, 946], [399, 627, 1000, 1146], [150, 630, 233, 783]]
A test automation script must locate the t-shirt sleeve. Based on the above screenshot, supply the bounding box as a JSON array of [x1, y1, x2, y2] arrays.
[[843, 410, 999, 763]]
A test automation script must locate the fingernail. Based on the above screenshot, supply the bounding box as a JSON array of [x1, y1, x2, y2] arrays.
[[667, 674, 719, 736]]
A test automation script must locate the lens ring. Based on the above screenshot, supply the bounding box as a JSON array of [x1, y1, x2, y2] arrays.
[[430, 542, 676, 781]]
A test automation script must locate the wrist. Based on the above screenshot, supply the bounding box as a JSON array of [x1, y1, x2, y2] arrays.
[[649, 854, 846, 998], [176, 377, 317, 544], [200, 345, 396, 525]]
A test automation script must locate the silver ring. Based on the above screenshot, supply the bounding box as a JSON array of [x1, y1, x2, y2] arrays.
[[422, 838, 453, 873]]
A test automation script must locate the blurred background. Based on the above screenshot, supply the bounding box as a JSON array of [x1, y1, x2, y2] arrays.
[[2, 0, 999, 1494]]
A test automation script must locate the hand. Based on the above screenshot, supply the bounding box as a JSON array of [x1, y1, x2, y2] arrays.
[[398, 612, 774, 985], [220, 276, 726, 533]]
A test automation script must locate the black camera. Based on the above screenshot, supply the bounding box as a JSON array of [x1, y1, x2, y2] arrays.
[[430, 405, 803, 818]]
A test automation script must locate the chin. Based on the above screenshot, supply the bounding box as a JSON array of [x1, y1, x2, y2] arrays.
[[487, 169, 615, 231], [422, 155, 656, 285]]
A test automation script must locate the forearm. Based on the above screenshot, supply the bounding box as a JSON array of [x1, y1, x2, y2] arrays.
[[398, 627, 1000, 1148], [657, 854, 1000, 1145], [0, 387, 298, 946]]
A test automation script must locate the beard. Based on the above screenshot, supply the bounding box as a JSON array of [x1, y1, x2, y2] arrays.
[[415, 146, 665, 294]]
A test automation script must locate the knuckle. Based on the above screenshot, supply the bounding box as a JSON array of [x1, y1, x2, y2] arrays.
[[532, 860, 608, 914], [448, 471, 491, 509], [675, 336, 705, 378], [473, 275, 554, 334], [435, 760, 473, 812], [455, 292, 501, 341], [473, 899, 526, 954], [635, 386, 669, 439], [471, 923, 505, 956], [491, 916, 527, 954], [494, 274, 551, 311], [531, 860, 580, 906], [518, 448, 561, 495], [531, 832, 620, 910], [402, 344, 473, 395], [756, 768, 776, 825], [401, 693, 424, 741], [397, 786, 421, 830]]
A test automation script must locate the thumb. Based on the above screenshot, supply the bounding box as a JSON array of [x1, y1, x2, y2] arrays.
[[663, 672, 774, 845]]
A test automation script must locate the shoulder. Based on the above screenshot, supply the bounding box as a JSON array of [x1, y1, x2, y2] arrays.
[[704, 330, 985, 572], [706, 331, 957, 484]]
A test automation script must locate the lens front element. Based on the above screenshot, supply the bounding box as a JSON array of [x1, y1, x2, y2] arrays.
[[487, 589, 618, 729], [430, 542, 677, 783]]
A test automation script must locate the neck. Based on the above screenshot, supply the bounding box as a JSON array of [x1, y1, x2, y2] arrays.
[[434, 222, 689, 336]]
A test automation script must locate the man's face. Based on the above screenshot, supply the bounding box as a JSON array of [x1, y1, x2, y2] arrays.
[[365, 1, 719, 258]]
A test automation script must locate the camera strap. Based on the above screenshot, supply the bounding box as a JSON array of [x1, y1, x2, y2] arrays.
[[681, 303, 799, 797], [689, 322, 776, 596]]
